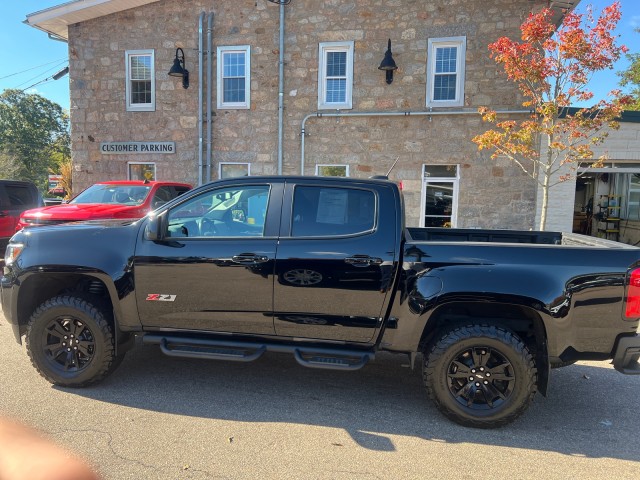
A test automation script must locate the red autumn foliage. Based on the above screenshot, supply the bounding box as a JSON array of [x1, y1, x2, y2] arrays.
[[472, 2, 632, 230]]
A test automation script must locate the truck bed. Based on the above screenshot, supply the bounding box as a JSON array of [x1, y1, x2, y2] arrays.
[[406, 227, 637, 249]]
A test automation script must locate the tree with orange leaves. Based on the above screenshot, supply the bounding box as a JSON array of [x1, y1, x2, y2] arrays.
[[472, 2, 631, 230]]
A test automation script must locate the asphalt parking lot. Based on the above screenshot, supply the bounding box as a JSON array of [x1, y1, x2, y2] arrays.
[[1, 312, 639, 480]]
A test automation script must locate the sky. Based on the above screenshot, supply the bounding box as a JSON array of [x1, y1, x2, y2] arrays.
[[0, 0, 639, 111]]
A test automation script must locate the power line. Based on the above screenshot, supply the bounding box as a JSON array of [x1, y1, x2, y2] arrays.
[[21, 66, 69, 92], [0, 57, 68, 81]]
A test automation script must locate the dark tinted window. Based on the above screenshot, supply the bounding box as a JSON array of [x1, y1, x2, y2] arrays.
[[174, 186, 190, 196], [152, 186, 173, 209], [291, 186, 375, 237], [5, 185, 34, 207]]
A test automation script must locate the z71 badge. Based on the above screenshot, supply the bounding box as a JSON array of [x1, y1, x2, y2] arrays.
[[145, 294, 177, 302]]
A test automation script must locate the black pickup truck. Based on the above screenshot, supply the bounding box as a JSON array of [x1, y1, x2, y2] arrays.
[[2, 176, 640, 428]]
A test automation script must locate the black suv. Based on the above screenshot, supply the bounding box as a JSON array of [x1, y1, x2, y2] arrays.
[[0, 180, 43, 251]]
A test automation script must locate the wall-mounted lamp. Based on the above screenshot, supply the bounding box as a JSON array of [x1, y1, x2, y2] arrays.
[[378, 39, 398, 85], [52, 66, 69, 80], [168, 47, 189, 89]]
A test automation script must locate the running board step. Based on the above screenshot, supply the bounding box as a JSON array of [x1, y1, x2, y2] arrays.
[[143, 335, 374, 371], [159, 338, 266, 362], [293, 348, 372, 371]]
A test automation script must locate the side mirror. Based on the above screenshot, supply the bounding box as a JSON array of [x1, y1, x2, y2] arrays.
[[145, 213, 165, 241]]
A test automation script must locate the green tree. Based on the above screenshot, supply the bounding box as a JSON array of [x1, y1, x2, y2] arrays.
[[0, 151, 20, 179], [619, 28, 640, 110], [0, 89, 70, 190], [317, 165, 348, 177]]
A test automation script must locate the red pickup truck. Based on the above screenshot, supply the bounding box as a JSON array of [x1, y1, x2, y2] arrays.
[[17, 180, 191, 229]]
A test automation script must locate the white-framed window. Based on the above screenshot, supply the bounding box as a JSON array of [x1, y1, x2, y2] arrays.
[[128, 162, 156, 180], [219, 162, 250, 179], [318, 41, 354, 110], [217, 45, 251, 109], [421, 164, 459, 228], [316, 165, 349, 177], [426, 37, 466, 108], [125, 50, 155, 112]]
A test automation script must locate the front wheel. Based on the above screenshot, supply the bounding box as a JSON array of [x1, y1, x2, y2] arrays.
[[423, 325, 537, 428], [25, 295, 122, 387]]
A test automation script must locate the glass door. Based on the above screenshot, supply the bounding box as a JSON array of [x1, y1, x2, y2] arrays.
[[421, 165, 459, 228]]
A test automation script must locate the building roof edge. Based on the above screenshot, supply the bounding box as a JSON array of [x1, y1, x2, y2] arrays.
[[25, 0, 159, 40]]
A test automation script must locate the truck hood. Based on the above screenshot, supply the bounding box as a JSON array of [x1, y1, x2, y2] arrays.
[[15, 218, 143, 239], [21, 203, 148, 221], [8, 218, 144, 273]]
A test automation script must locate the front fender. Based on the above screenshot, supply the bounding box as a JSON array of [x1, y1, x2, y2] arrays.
[[2, 222, 142, 339], [4, 267, 135, 342]]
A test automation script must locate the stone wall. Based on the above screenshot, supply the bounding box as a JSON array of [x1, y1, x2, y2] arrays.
[[67, 0, 544, 228]]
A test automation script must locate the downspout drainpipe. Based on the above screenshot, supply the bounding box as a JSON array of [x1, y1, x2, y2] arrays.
[[206, 13, 214, 183], [299, 109, 532, 175], [277, 3, 285, 175], [197, 12, 205, 186], [47, 33, 68, 43]]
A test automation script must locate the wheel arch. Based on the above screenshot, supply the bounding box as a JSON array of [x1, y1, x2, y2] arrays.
[[14, 271, 124, 343], [418, 299, 550, 396]]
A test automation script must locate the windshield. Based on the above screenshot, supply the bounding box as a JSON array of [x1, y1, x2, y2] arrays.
[[71, 184, 152, 206]]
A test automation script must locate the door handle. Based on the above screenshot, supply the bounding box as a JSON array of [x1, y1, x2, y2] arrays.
[[344, 255, 383, 267], [232, 254, 269, 265]]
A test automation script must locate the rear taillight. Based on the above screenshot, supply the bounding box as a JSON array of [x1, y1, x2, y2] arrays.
[[625, 268, 640, 318]]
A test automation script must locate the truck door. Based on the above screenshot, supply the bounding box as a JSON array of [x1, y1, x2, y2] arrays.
[[133, 180, 283, 334], [273, 180, 399, 344]]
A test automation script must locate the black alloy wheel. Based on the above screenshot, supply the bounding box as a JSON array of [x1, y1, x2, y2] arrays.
[[26, 295, 122, 387], [423, 324, 538, 428], [446, 345, 514, 410], [41, 316, 96, 373]]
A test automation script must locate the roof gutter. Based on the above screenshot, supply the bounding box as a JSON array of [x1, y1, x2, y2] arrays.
[[47, 32, 68, 43]]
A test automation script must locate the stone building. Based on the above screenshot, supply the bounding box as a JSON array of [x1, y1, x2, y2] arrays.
[[26, 0, 578, 228]]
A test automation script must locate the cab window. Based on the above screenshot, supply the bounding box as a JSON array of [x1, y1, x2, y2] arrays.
[[167, 185, 270, 238], [291, 186, 376, 237]]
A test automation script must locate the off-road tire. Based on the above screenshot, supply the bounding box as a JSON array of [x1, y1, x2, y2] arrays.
[[25, 295, 120, 387], [423, 324, 538, 428]]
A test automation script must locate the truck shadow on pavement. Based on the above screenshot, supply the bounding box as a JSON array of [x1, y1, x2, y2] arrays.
[[62, 345, 640, 460]]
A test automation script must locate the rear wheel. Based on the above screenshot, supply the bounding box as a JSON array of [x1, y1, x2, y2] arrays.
[[25, 295, 122, 387], [423, 324, 537, 428]]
